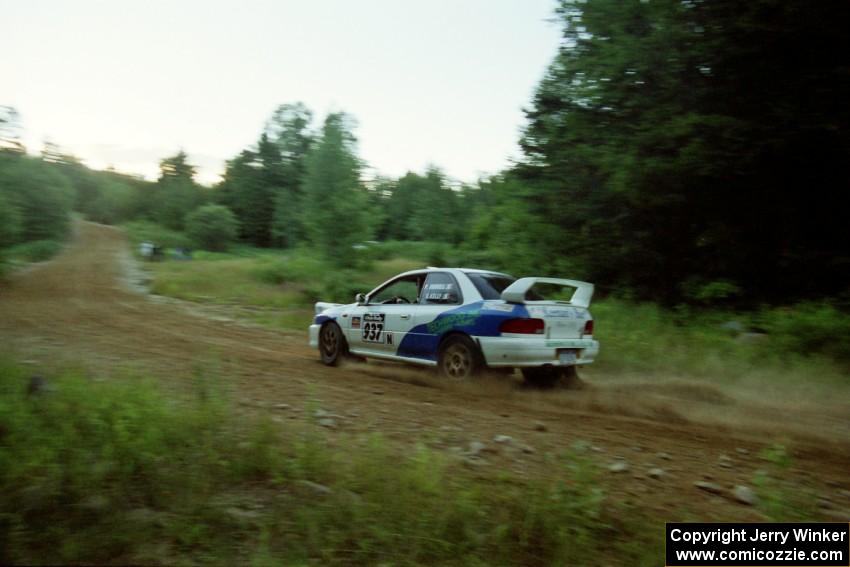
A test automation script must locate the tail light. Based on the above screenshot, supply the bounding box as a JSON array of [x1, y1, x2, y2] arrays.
[[500, 318, 544, 335], [583, 319, 594, 336]]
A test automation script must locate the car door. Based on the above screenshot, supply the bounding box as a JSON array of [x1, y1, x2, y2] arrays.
[[347, 273, 424, 356], [396, 272, 464, 360]]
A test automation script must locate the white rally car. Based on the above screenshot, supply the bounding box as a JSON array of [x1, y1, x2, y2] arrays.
[[308, 268, 599, 386]]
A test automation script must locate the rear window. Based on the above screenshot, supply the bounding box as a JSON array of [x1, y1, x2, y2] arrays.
[[466, 273, 516, 300]]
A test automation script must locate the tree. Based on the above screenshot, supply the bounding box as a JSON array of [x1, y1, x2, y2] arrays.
[[0, 106, 25, 154], [86, 177, 136, 225], [0, 155, 75, 242], [410, 167, 463, 243], [518, 0, 850, 304], [266, 103, 314, 247], [302, 113, 370, 263], [383, 173, 414, 241], [467, 175, 560, 275], [216, 133, 282, 247], [41, 140, 81, 166], [364, 175, 394, 241], [158, 150, 197, 182], [384, 168, 462, 243], [185, 204, 239, 251], [152, 150, 203, 230], [0, 190, 21, 248]]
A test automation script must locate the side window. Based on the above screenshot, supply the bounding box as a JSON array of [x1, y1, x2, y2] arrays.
[[419, 272, 461, 305], [370, 275, 421, 304]]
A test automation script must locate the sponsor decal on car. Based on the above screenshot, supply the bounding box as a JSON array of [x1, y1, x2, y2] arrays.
[[362, 312, 385, 343], [528, 306, 587, 318], [544, 307, 575, 317], [545, 339, 591, 348], [483, 303, 515, 313], [426, 310, 480, 335], [422, 282, 455, 302], [351, 316, 361, 329]]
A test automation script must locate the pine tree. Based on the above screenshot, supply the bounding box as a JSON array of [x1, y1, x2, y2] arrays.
[[302, 113, 370, 263]]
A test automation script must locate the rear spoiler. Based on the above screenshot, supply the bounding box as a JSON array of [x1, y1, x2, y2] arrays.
[[501, 277, 594, 309]]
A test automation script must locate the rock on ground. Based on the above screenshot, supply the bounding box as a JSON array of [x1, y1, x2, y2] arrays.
[[732, 485, 758, 506], [694, 481, 723, 495]]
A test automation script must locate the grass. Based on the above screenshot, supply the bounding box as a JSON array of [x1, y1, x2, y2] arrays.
[[0, 357, 663, 565], [130, 228, 423, 331], [1, 237, 67, 277], [151, 257, 305, 307], [123, 220, 195, 249], [145, 252, 422, 332], [591, 299, 850, 390]]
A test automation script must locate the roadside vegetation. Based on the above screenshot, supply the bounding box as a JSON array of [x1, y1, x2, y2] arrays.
[[0, 150, 75, 274], [122, 220, 850, 390], [0, 357, 663, 566]]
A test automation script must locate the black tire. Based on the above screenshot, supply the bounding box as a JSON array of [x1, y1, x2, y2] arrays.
[[521, 366, 564, 388], [560, 365, 587, 390], [437, 335, 482, 380], [319, 322, 346, 366], [522, 366, 586, 389]]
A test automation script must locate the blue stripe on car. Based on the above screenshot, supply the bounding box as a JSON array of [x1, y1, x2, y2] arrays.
[[396, 301, 529, 361]]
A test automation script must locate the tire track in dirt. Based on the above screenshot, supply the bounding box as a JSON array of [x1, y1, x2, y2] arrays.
[[1, 221, 848, 520]]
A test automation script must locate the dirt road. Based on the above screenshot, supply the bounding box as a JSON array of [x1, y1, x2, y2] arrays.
[[2, 222, 848, 520]]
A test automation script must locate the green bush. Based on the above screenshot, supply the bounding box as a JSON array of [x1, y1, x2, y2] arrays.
[[361, 240, 453, 266], [122, 220, 193, 250], [318, 271, 373, 304], [86, 178, 136, 225], [251, 251, 328, 285], [6, 239, 62, 262], [185, 204, 239, 251], [757, 302, 850, 363], [0, 155, 75, 242], [0, 191, 21, 249], [0, 191, 22, 276], [0, 359, 255, 563]]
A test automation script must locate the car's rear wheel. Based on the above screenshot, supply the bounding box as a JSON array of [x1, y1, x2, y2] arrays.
[[319, 322, 346, 366], [522, 366, 586, 389], [521, 366, 563, 388], [438, 335, 482, 380], [561, 365, 586, 389]]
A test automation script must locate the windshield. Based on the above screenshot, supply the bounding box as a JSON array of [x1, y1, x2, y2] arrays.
[[466, 273, 516, 300]]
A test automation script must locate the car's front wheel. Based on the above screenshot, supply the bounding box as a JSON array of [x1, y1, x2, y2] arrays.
[[319, 322, 346, 366], [438, 335, 482, 380]]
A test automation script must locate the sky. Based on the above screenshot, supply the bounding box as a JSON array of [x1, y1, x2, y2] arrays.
[[3, 0, 562, 185]]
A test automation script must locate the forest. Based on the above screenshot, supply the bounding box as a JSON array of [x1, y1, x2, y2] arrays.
[[2, 0, 848, 309]]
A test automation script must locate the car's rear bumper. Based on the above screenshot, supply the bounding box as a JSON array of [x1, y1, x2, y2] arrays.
[[477, 336, 599, 368]]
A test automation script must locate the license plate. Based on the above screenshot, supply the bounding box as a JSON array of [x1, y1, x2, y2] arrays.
[[558, 351, 577, 365]]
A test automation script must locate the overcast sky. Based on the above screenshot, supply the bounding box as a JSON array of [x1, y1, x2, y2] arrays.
[[3, 0, 561, 185]]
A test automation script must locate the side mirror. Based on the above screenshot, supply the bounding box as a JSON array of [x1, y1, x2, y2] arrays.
[[355, 293, 366, 305]]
